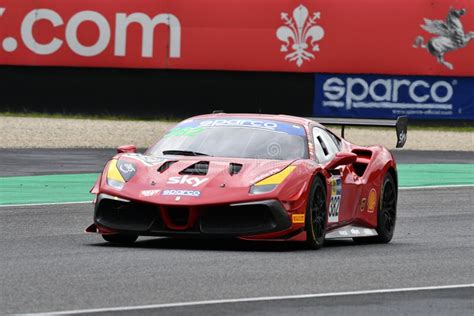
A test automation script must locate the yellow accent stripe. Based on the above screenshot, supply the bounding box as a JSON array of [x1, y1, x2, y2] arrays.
[[107, 160, 124, 183], [256, 166, 296, 186]]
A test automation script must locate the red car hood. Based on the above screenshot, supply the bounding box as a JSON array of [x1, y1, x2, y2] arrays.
[[103, 154, 296, 205]]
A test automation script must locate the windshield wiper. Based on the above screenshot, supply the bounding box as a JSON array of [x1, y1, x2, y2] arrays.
[[162, 150, 211, 156]]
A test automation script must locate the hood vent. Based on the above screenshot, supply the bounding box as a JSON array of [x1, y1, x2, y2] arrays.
[[228, 163, 243, 176], [179, 161, 209, 175], [157, 160, 178, 173]]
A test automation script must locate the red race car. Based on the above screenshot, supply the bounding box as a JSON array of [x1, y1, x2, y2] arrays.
[[86, 113, 407, 249]]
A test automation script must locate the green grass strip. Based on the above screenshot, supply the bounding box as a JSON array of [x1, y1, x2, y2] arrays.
[[398, 164, 474, 187], [0, 173, 98, 205], [0, 164, 473, 206]]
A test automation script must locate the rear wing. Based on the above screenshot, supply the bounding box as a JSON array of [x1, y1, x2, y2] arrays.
[[310, 116, 408, 148]]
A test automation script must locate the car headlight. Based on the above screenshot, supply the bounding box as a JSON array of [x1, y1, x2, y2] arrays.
[[250, 166, 296, 194], [106, 159, 137, 190]]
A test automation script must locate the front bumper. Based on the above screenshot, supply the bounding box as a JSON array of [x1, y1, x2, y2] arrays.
[[92, 194, 292, 237]]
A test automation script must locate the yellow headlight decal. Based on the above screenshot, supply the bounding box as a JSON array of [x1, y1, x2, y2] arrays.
[[107, 160, 125, 183], [255, 166, 296, 186]]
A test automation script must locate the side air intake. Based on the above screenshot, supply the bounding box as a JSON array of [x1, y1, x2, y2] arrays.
[[179, 161, 209, 175], [351, 149, 372, 177]]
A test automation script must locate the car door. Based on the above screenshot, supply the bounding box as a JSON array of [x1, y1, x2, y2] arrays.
[[312, 127, 358, 227]]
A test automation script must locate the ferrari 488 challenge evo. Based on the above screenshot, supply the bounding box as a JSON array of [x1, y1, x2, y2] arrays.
[[86, 113, 407, 249]]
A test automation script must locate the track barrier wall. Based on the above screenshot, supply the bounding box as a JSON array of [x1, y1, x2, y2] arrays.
[[0, 0, 472, 120], [0, 66, 314, 117]]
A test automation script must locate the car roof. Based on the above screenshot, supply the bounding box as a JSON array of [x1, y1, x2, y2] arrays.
[[188, 113, 324, 129]]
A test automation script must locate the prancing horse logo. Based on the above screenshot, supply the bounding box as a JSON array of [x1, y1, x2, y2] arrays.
[[413, 8, 474, 70]]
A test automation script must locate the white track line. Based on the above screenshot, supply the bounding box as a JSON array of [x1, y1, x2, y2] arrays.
[[399, 184, 474, 190], [0, 201, 92, 208], [21, 283, 474, 315], [1, 184, 472, 208]]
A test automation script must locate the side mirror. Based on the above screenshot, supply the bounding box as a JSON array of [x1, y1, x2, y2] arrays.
[[325, 152, 357, 170], [117, 144, 137, 154]]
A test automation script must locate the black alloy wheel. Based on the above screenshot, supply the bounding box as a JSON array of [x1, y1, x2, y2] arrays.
[[376, 172, 397, 243], [305, 176, 327, 249], [354, 172, 397, 244]]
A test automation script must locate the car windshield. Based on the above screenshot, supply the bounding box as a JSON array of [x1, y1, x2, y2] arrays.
[[147, 118, 308, 160]]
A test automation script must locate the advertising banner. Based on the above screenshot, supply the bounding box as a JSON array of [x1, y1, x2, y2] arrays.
[[0, 0, 473, 75], [313, 73, 474, 120]]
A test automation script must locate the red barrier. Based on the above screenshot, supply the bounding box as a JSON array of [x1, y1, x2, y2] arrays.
[[0, 0, 473, 76]]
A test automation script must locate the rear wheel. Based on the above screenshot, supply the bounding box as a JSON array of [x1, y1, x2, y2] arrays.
[[305, 176, 327, 249], [102, 233, 138, 245], [354, 172, 397, 244]]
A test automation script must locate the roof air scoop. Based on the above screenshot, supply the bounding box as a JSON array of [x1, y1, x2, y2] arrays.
[[179, 161, 209, 175], [228, 163, 243, 176]]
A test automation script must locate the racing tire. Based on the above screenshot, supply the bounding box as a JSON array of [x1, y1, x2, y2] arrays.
[[102, 233, 138, 245], [305, 176, 327, 250], [353, 172, 397, 244]]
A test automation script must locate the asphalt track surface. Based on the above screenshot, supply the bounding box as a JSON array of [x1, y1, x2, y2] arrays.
[[0, 149, 473, 315]]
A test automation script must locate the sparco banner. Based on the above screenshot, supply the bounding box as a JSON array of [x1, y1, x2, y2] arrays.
[[314, 74, 474, 120], [0, 0, 473, 75]]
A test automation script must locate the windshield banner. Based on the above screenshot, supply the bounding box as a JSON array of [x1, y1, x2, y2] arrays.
[[0, 0, 473, 76], [174, 118, 307, 136], [313, 73, 474, 120]]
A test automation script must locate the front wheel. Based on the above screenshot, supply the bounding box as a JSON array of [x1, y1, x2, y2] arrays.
[[305, 176, 327, 250], [354, 172, 397, 244], [102, 233, 138, 245]]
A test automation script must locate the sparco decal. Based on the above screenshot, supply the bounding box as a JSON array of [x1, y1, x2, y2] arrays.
[[176, 118, 307, 136], [314, 74, 474, 120], [322, 77, 454, 110], [199, 120, 278, 130], [162, 189, 200, 197]]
